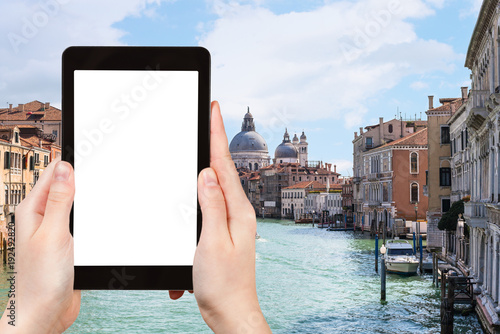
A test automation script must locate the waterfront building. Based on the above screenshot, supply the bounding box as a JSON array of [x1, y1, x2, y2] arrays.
[[229, 108, 271, 171], [0, 125, 51, 249], [341, 177, 353, 224], [424, 93, 466, 249], [250, 162, 340, 218], [448, 88, 471, 204], [452, 1, 500, 331], [361, 128, 428, 234], [0, 101, 61, 145], [352, 117, 427, 230]]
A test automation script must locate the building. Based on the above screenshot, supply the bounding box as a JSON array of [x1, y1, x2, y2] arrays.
[[341, 177, 354, 224], [0, 101, 61, 146], [453, 1, 500, 331], [274, 129, 308, 166], [252, 162, 341, 218], [360, 128, 428, 234], [305, 190, 343, 222], [229, 108, 270, 171], [281, 181, 325, 219], [352, 117, 427, 230], [424, 92, 467, 249], [0, 125, 51, 249]]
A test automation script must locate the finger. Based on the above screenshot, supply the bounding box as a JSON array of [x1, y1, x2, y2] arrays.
[[197, 168, 231, 244], [37, 161, 75, 238], [210, 101, 256, 237], [15, 157, 61, 239], [169, 290, 185, 300]]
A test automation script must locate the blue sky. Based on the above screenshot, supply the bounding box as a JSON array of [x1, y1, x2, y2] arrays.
[[0, 0, 482, 175]]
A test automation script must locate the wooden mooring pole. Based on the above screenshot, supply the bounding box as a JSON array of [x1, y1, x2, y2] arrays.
[[440, 274, 456, 334], [375, 234, 379, 273]]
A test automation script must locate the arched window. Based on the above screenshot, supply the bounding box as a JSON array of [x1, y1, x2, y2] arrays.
[[411, 183, 419, 203], [410, 152, 418, 174], [249, 163, 252, 170], [388, 124, 393, 133], [254, 163, 258, 171]]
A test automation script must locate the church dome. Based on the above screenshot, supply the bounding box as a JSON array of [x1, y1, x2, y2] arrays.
[[292, 134, 299, 143], [229, 107, 269, 153], [230, 131, 268, 152], [275, 129, 298, 159]]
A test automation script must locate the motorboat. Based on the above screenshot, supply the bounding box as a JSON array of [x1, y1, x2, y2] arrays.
[[384, 240, 419, 275]]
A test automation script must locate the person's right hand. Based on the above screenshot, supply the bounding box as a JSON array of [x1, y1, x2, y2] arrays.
[[192, 101, 271, 333]]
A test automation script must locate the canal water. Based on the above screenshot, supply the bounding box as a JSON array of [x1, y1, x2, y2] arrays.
[[0, 219, 484, 333]]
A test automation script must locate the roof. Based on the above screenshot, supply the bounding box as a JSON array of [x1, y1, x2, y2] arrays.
[[19, 135, 53, 149], [379, 128, 428, 148], [427, 97, 464, 114], [0, 101, 61, 121], [283, 181, 325, 190], [465, 0, 497, 68]]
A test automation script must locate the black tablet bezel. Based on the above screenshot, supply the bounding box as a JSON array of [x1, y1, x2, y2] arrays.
[[62, 46, 210, 290]]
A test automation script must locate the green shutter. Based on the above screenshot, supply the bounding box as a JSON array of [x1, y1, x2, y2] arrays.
[[29, 156, 34, 171]]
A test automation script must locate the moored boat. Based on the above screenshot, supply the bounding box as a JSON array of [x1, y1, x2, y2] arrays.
[[384, 240, 419, 275]]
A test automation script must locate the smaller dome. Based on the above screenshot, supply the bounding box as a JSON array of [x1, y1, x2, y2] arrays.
[[292, 134, 299, 143], [300, 131, 307, 141], [275, 142, 298, 159]]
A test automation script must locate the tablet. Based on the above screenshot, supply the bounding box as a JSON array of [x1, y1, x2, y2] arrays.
[[62, 46, 210, 290]]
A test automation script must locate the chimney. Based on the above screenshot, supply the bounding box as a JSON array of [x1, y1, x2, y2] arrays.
[[359, 127, 363, 135], [379, 117, 383, 144], [354, 131, 358, 138], [334, 165, 337, 173], [44, 102, 50, 110], [8, 104, 12, 111], [461, 87, 468, 100], [18, 104, 24, 112], [428, 96, 434, 110]]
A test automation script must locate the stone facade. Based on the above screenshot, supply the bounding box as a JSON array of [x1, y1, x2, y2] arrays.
[[425, 93, 466, 249]]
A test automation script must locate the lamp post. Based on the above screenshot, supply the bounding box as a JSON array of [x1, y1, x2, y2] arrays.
[[414, 203, 419, 251], [380, 243, 387, 302]]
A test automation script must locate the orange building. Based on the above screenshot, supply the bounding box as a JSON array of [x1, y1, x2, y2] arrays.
[[361, 128, 428, 233]]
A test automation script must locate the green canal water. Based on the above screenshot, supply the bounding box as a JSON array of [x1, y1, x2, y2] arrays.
[[0, 219, 484, 333]]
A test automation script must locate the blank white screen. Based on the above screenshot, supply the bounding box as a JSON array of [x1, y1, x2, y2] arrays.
[[73, 70, 198, 266]]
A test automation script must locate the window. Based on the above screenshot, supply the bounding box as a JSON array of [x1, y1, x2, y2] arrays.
[[439, 167, 451, 186], [388, 124, 393, 133], [14, 132, 19, 143], [441, 126, 450, 144], [254, 163, 258, 171], [52, 130, 58, 137], [249, 163, 252, 170], [410, 152, 418, 174], [411, 183, 418, 203], [4, 185, 8, 205], [366, 137, 373, 148], [299, 176, 302, 181], [442, 199, 451, 213], [4, 152, 10, 169]]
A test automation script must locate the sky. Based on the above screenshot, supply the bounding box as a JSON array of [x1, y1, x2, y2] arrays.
[[0, 0, 483, 176]]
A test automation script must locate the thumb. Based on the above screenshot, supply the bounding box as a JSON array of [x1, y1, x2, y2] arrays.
[[198, 168, 230, 244], [41, 161, 75, 236]]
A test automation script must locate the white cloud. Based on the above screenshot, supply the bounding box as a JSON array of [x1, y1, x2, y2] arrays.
[[410, 80, 429, 90], [330, 159, 353, 177], [200, 0, 460, 129], [0, 0, 166, 106], [460, 0, 483, 18]]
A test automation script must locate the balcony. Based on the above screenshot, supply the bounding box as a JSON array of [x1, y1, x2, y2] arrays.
[[367, 173, 379, 181], [466, 90, 489, 131], [463, 201, 487, 228], [352, 177, 361, 184], [366, 200, 381, 207]]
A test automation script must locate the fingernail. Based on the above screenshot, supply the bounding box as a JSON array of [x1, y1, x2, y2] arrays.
[[203, 168, 218, 187], [54, 162, 71, 181]]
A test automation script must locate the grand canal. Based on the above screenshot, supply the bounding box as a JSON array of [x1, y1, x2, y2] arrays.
[[0, 219, 484, 333]]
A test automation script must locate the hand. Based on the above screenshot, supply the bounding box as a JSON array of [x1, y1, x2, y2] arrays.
[[192, 101, 271, 333], [0, 159, 80, 333]]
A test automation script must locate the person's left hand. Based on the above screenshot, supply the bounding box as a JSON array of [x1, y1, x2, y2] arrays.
[[0, 158, 80, 333]]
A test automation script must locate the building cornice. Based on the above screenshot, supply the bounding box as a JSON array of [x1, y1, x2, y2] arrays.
[[465, 0, 498, 69]]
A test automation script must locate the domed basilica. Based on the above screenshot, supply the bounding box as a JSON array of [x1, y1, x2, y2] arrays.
[[230, 108, 309, 170], [229, 108, 270, 170]]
